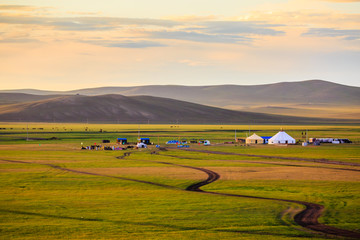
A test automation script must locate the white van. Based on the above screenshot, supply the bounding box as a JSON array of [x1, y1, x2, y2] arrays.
[[204, 140, 211, 146]]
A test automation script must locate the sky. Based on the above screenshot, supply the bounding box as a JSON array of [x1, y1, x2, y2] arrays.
[[0, 0, 359, 90]]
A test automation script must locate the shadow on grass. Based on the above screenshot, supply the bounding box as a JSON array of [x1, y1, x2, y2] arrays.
[[0, 209, 316, 238]]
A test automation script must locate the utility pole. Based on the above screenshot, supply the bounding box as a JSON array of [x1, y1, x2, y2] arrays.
[[26, 123, 29, 141], [138, 124, 140, 140], [235, 129, 237, 142]]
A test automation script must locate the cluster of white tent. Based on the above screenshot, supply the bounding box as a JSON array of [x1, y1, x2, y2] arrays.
[[246, 131, 296, 145]]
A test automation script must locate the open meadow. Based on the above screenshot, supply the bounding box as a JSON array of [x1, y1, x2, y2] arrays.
[[0, 123, 359, 239]]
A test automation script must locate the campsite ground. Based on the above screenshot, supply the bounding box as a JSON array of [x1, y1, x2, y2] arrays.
[[0, 123, 359, 239]]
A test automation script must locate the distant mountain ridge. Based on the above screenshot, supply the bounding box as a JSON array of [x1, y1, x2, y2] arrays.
[[0, 94, 353, 124], [1, 80, 359, 108]]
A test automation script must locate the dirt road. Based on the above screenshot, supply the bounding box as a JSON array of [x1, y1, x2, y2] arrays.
[[2, 153, 360, 238], [177, 148, 360, 167], [180, 163, 360, 239]]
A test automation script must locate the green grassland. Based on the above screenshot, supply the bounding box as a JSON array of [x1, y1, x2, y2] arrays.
[[0, 123, 359, 239]]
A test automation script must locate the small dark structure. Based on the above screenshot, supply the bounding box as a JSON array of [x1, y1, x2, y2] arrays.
[[117, 138, 127, 144], [177, 145, 189, 148], [236, 138, 246, 143], [102, 140, 110, 143], [261, 136, 272, 144], [140, 138, 151, 144]]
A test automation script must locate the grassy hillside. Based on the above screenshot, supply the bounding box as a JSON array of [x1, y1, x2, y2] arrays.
[[0, 94, 333, 124], [1, 80, 359, 106], [0, 93, 66, 105], [231, 104, 360, 120], [1, 80, 359, 119]]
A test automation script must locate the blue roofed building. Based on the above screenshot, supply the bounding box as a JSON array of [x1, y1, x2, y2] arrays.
[[140, 138, 151, 144], [261, 136, 272, 144], [117, 138, 127, 144]]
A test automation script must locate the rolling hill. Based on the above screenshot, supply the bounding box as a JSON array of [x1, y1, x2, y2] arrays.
[[0, 93, 66, 105], [1, 80, 359, 120], [0, 94, 352, 124], [1, 80, 359, 106]]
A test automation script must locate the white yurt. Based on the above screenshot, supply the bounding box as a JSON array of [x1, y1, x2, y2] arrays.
[[137, 142, 147, 148], [246, 133, 264, 144], [268, 131, 295, 145]]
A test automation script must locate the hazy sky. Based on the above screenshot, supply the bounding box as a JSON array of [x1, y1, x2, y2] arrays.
[[0, 0, 359, 90]]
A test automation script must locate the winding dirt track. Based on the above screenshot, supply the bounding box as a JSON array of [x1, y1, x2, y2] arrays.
[[160, 152, 360, 172], [176, 147, 360, 167], [180, 162, 360, 239], [2, 152, 360, 239], [168, 148, 360, 238]]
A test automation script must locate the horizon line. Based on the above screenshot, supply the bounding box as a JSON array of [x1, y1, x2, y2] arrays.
[[1, 79, 359, 92]]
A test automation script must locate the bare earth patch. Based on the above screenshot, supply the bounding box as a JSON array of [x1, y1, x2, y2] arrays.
[[209, 166, 360, 181], [74, 167, 207, 180]]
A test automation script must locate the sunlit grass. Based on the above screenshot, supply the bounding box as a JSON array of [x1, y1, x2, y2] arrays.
[[0, 123, 359, 239]]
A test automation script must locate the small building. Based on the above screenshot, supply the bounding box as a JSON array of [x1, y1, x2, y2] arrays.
[[204, 140, 211, 146], [102, 140, 110, 143], [309, 138, 352, 144], [166, 140, 180, 144], [137, 142, 147, 148], [236, 138, 246, 143], [140, 138, 151, 144], [261, 136, 272, 144], [117, 138, 127, 144], [309, 138, 333, 143], [246, 133, 264, 144], [268, 131, 295, 145]]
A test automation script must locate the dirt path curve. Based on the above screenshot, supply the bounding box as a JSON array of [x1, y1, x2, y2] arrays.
[[176, 148, 360, 167], [160, 153, 360, 172], [155, 150, 360, 238], [182, 165, 360, 239], [2, 155, 360, 238], [115, 153, 360, 238]]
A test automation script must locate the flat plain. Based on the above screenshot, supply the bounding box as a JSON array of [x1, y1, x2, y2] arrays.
[[0, 123, 359, 239]]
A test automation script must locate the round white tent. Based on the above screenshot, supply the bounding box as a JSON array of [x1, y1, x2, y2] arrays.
[[246, 133, 264, 144], [269, 131, 295, 145], [137, 142, 147, 148]]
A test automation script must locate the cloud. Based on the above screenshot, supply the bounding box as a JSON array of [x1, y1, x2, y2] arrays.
[[148, 30, 251, 44], [164, 15, 218, 22], [81, 40, 167, 48], [0, 12, 284, 45], [303, 28, 360, 40], [0, 15, 179, 31], [143, 21, 284, 44], [197, 21, 285, 36], [66, 11, 102, 16], [0, 38, 39, 43], [0, 5, 36, 11], [0, 13, 285, 35]]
